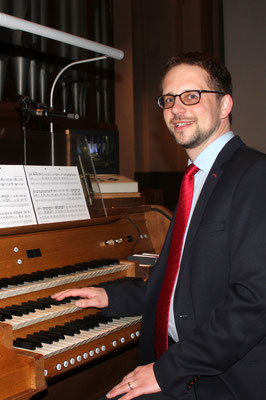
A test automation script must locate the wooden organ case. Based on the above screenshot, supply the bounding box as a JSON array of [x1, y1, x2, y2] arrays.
[[0, 206, 171, 400]]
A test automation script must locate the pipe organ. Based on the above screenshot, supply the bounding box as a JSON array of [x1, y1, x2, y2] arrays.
[[0, 206, 171, 399]]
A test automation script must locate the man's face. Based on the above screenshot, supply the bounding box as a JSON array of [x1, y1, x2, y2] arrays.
[[162, 64, 228, 156]]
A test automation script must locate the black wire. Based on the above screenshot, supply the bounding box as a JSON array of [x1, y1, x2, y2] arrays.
[[120, 214, 141, 255], [149, 207, 172, 221], [87, 207, 172, 255], [105, 208, 172, 254]]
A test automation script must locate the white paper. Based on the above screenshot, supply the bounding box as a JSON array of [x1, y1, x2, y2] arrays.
[[0, 165, 37, 227], [25, 165, 90, 223]]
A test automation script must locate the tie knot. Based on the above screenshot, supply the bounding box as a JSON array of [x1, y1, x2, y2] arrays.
[[185, 163, 199, 177]]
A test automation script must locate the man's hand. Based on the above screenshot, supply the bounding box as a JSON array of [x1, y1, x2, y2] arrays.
[[51, 287, 108, 308], [106, 363, 161, 399]]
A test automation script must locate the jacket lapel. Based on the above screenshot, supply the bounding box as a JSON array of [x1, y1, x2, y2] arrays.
[[178, 136, 244, 280]]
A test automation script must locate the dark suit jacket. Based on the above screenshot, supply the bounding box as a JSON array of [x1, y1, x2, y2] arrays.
[[103, 136, 266, 400]]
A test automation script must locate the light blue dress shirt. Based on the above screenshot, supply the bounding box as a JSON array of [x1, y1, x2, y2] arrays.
[[168, 131, 235, 342]]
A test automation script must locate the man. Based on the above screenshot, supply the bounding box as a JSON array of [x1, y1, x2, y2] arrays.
[[52, 53, 266, 400]]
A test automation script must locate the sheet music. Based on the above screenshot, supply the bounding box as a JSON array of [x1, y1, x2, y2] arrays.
[[24, 166, 90, 223], [0, 165, 37, 228]]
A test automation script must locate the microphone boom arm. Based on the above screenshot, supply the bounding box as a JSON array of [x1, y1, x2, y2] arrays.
[[50, 56, 107, 165]]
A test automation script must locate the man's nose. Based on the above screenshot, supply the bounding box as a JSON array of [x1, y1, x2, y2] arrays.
[[171, 98, 186, 114]]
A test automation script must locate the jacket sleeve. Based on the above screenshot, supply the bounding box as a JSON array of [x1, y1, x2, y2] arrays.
[[102, 279, 147, 317], [102, 209, 176, 319], [154, 157, 266, 399]]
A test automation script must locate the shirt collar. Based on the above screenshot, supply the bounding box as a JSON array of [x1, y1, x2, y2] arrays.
[[189, 131, 235, 173]]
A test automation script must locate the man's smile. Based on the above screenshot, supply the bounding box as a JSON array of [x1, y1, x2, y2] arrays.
[[171, 120, 194, 130]]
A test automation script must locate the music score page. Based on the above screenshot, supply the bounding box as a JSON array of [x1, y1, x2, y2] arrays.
[[24, 165, 90, 224], [0, 165, 37, 228]]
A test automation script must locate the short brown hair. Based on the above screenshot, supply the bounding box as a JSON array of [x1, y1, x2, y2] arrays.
[[162, 52, 233, 97]]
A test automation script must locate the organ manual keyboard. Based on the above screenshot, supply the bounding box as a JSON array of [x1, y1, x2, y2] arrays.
[[0, 205, 171, 400]]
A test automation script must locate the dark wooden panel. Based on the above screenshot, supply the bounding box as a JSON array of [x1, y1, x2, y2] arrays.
[[31, 344, 138, 400]]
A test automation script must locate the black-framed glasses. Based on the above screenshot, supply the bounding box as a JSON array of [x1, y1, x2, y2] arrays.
[[155, 90, 225, 109]]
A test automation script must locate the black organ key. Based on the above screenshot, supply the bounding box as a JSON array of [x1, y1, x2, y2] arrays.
[[0, 294, 80, 322], [5, 277, 22, 286], [15, 274, 35, 283], [28, 333, 53, 344], [10, 304, 35, 314], [35, 298, 54, 307], [88, 314, 114, 324], [69, 319, 92, 331], [21, 300, 46, 310], [37, 270, 53, 279], [52, 326, 76, 336], [51, 297, 72, 305], [21, 304, 36, 312], [72, 264, 86, 272], [48, 328, 65, 340], [41, 297, 61, 306], [0, 308, 13, 319], [69, 316, 104, 331], [31, 271, 47, 281], [13, 338, 37, 350], [43, 269, 60, 278], [38, 330, 60, 342], [4, 306, 24, 316], [35, 298, 52, 308], [48, 324, 79, 336], [13, 312, 118, 351], [38, 297, 73, 306], [60, 266, 76, 274], [0, 276, 138, 322], [77, 317, 100, 329], [8, 276, 24, 285], [25, 336, 43, 348], [62, 322, 80, 334], [0, 258, 119, 289], [0, 276, 24, 287], [22, 274, 36, 283], [0, 279, 9, 288]]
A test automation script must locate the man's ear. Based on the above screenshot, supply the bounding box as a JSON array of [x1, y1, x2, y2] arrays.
[[220, 94, 233, 119]]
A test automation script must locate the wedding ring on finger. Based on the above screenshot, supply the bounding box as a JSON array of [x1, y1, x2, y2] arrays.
[[128, 382, 133, 391]]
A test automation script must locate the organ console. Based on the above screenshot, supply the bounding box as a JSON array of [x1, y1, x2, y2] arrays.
[[0, 205, 171, 400]]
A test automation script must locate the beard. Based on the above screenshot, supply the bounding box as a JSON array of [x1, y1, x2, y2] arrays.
[[169, 117, 221, 149]]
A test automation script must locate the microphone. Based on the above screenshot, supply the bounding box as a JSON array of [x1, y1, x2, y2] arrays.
[[29, 108, 79, 120]]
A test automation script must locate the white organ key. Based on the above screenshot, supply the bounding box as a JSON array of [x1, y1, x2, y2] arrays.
[[36, 328, 110, 356], [40, 330, 99, 354], [0, 263, 130, 300], [15, 316, 142, 358], [8, 302, 80, 330]]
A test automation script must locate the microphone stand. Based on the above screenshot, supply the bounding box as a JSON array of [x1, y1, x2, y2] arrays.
[[17, 96, 34, 165], [49, 56, 108, 217], [49, 56, 107, 166]]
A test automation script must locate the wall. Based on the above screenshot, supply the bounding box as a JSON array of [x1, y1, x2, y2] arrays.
[[113, 0, 224, 179], [113, 0, 136, 179], [114, 0, 266, 181], [223, 0, 266, 153]]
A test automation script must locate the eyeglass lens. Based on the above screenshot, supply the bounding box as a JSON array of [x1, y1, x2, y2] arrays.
[[158, 91, 201, 108]]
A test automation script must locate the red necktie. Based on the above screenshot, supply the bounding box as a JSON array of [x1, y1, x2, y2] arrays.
[[155, 163, 199, 359]]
